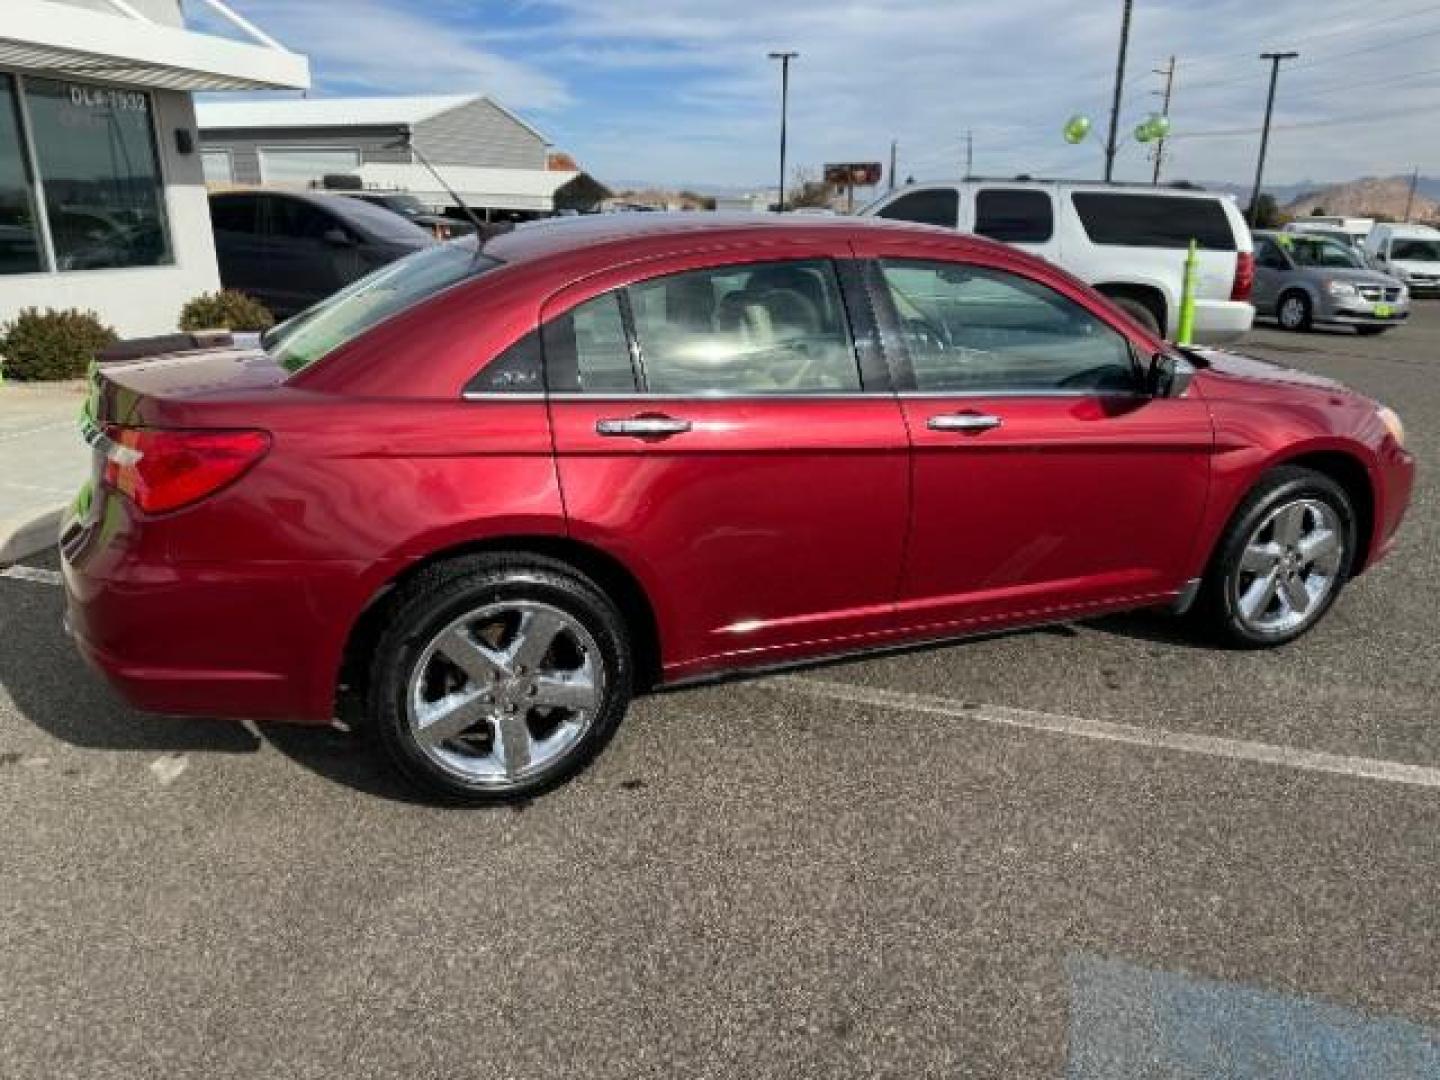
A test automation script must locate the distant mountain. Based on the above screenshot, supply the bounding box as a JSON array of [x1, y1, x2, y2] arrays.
[[1281, 175, 1439, 221]]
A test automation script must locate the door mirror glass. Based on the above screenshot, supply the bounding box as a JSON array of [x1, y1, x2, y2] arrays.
[[1148, 352, 1195, 398]]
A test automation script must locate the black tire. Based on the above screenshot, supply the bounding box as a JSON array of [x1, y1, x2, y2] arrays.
[[1276, 290, 1313, 332], [1109, 295, 1163, 336], [1354, 325, 1389, 336], [1192, 466, 1356, 649], [368, 554, 633, 803]]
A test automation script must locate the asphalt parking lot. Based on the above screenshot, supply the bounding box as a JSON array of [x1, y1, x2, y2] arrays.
[[2, 306, 1438, 1078]]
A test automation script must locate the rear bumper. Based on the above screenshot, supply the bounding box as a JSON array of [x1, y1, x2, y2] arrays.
[[61, 500, 402, 723], [1190, 300, 1254, 345]]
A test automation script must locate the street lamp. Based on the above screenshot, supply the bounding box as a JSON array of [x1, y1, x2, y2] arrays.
[[1248, 51, 1299, 226], [768, 51, 798, 211]]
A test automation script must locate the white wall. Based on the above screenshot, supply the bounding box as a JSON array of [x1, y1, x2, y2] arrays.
[[0, 87, 221, 338]]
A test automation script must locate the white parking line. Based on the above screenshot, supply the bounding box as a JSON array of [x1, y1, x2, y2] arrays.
[[0, 565, 63, 586], [774, 676, 1440, 790]]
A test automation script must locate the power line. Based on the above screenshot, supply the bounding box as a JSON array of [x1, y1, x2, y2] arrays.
[[1158, 2, 1440, 75]]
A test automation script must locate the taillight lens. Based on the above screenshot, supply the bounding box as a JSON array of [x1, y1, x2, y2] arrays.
[[1232, 250, 1255, 301], [102, 427, 271, 514]]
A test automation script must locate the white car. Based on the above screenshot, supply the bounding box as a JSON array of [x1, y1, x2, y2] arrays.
[[859, 180, 1255, 343], [1365, 223, 1440, 297]]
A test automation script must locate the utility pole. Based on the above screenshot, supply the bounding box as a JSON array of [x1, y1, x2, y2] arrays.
[[768, 51, 799, 211], [1103, 0, 1134, 183], [1404, 166, 1419, 222], [1248, 50, 1298, 227], [889, 139, 897, 191], [1151, 55, 1175, 185], [965, 129, 973, 177]]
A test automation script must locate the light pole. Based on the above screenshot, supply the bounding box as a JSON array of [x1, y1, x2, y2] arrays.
[[1248, 50, 1298, 226], [768, 51, 798, 211], [1102, 0, 1134, 183]]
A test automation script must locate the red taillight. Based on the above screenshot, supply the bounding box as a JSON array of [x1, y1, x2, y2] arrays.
[[102, 427, 271, 514], [1232, 250, 1255, 301]]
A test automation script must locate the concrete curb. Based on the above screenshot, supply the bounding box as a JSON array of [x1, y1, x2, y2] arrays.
[[0, 506, 62, 565]]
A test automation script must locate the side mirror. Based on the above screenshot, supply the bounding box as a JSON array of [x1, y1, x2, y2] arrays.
[[322, 226, 353, 247], [1148, 352, 1195, 398]]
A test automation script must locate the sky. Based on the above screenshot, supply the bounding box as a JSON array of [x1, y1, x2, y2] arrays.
[[195, 0, 1440, 192]]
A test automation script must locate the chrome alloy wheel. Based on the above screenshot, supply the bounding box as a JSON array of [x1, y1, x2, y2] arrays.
[[1231, 498, 1345, 636], [1278, 295, 1308, 330], [406, 600, 604, 787]]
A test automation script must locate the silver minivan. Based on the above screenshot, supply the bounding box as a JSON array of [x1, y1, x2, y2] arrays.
[[1253, 230, 1408, 335]]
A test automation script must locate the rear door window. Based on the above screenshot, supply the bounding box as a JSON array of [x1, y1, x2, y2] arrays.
[[209, 195, 260, 234], [875, 189, 959, 228], [545, 260, 863, 395], [974, 188, 1053, 243], [1071, 193, 1236, 250]]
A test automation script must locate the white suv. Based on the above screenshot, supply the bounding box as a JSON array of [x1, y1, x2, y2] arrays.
[[859, 181, 1255, 343]]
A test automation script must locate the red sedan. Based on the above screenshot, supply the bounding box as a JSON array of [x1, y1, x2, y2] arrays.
[[62, 214, 1414, 802]]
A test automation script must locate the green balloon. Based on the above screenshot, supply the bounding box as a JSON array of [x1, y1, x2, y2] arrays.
[[1063, 114, 1092, 144], [1134, 113, 1172, 143]]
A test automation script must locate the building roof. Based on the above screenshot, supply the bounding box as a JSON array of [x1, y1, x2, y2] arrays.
[[2, 0, 309, 92], [196, 93, 549, 142]]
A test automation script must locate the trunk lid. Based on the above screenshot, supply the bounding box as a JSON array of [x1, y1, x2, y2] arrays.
[[86, 341, 290, 429]]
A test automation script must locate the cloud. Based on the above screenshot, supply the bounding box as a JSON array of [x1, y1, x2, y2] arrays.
[[208, 0, 1440, 189], [195, 0, 570, 108]]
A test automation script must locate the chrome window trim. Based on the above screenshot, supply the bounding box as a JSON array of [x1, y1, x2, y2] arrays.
[[461, 388, 1149, 402]]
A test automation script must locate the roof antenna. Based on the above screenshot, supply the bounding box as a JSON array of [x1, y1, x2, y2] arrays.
[[385, 132, 487, 235]]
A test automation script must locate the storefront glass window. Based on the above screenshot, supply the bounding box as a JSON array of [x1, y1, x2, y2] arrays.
[[0, 75, 44, 275], [23, 78, 172, 271]]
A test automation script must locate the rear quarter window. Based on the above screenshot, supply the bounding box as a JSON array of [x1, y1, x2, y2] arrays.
[[1071, 193, 1236, 251], [875, 189, 959, 228]]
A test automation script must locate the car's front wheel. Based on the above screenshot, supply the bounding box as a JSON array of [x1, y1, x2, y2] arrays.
[[368, 555, 633, 803], [1277, 291, 1313, 331], [1194, 467, 1355, 648]]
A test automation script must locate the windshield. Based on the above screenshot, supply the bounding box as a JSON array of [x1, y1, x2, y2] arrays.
[[1285, 236, 1362, 269], [1392, 239, 1440, 262], [265, 242, 501, 373]]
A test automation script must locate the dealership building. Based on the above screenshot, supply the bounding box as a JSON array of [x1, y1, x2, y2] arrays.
[[0, 0, 310, 337], [196, 94, 581, 219]]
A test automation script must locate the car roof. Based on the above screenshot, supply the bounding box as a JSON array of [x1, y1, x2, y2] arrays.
[[210, 187, 433, 241], [1379, 223, 1440, 237], [880, 179, 1234, 200], [480, 211, 1003, 266]]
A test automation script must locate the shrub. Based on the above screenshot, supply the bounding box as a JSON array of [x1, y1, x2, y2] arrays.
[[179, 290, 275, 333], [0, 307, 118, 382]]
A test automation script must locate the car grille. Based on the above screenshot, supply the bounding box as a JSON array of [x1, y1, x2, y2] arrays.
[[1356, 284, 1403, 302], [1408, 273, 1439, 287]]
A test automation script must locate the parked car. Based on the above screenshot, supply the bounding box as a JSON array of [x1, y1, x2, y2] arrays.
[[1280, 221, 1361, 251], [340, 190, 477, 240], [1292, 215, 1375, 247], [208, 190, 436, 319], [1253, 229, 1408, 335], [859, 180, 1255, 343], [63, 214, 1413, 803], [1364, 223, 1440, 296]]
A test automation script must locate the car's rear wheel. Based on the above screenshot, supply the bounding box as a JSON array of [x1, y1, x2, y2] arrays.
[[368, 555, 633, 803], [1194, 467, 1355, 648], [1277, 291, 1312, 331]]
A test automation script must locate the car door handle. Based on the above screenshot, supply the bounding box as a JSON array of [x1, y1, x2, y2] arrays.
[[927, 412, 1003, 433], [595, 415, 693, 438]]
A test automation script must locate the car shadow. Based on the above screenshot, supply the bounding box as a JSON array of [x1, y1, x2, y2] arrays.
[[1083, 609, 1216, 651], [0, 570, 438, 803]]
